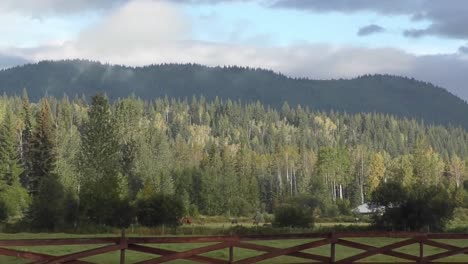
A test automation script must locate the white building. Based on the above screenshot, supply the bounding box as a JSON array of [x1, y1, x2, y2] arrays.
[[353, 203, 383, 215]]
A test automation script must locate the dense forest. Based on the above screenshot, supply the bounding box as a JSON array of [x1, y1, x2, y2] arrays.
[[1, 60, 468, 128], [0, 92, 467, 230]]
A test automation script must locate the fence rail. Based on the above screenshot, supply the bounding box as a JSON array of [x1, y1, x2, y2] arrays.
[[1, 232, 468, 263]]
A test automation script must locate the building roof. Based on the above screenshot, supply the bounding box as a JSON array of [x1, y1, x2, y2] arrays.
[[353, 203, 383, 214]]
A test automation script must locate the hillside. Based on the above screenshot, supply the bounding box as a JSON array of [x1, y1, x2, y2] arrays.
[[1, 60, 467, 128]]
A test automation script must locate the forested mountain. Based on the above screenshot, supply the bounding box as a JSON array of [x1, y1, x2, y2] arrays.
[[0, 94, 466, 228], [1, 60, 467, 128]]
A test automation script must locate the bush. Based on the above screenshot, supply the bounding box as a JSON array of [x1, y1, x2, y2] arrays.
[[108, 198, 135, 228], [336, 200, 352, 215], [272, 195, 318, 228], [137, 194, 185, 227], [314, 224, 373, 233], [263, 213, 274, 223], [0, 200, 7, 223], [371, 181, 456, 231], [0, 184, 30, 221], [317, 215, 364, 223], [228, 197, 254, 217], [273, 204, 313, 228], [448, 207, 468, 230], [253, 211, 264, 224], [188, 204, 199, 217]]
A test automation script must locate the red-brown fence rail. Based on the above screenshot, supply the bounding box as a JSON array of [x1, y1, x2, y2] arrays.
[[1, 232, 468, 263]]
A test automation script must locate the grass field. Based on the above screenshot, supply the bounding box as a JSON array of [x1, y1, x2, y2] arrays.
[[1, 232, 468, 263]]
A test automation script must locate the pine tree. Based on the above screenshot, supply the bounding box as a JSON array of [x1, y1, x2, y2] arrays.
[[0, 110, 22, 186], [19, 90, 33, 188], [29, 99, 65, 230], [0, 109, 29, 220], [29, 100, 56, 195], [79, 94, 123, 225]]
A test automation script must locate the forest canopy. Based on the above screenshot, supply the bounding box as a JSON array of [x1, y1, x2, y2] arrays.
[[0, 93, 466, 230]]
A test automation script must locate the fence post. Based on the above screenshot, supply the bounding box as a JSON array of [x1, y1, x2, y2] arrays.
[[330, 232, 336, 263], [419, 234, 425, 263], [120, 229, 127, 264], [228, 235, 236, 264], [229, 244, 234, 264]]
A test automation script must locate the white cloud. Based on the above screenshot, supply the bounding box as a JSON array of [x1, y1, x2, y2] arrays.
[[273, 0, 468, 40], [17, 0, 190, 61], [75, 0, 190, 55], [16, 0, 412, 74], [0, 0, 124, 16], [3, 0, 468, 101]]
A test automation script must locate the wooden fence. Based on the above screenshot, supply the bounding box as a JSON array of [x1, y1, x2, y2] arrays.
[[0, 232, 467, 263]]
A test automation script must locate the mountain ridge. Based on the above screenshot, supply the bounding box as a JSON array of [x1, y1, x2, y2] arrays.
[[1, 59, 467, 128]]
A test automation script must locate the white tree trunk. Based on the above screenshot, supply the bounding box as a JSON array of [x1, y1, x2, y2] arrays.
[[332, 179, 337, 201], [360, 154, 365, 204], [277, 168, 282, 190]]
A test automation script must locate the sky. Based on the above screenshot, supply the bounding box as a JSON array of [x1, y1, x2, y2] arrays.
[[1, 0, 468, 100]]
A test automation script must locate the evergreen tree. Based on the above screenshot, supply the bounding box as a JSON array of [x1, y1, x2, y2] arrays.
[[0, 110, 22, 186], [29, 99, 65, 230], [79, 94, 123, 225], [29, 100, 56, 196], [19, 90, 33, 188], [0, 109, 29, 220]]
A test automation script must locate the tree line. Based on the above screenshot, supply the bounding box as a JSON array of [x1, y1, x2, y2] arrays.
[[2, 59, 468, 128], [0, 92, 467, 230]]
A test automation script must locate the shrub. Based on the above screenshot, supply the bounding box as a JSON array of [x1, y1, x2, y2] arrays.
[[188, 204, 200, 217], [229, 197, 254, 217], [273, 204, 313, 228], [336, 200, 352, 215], [263, 213, 274, 223], [253, 211, 264, 224], [0, 200, 7, 223], [137, 194, 185, 227], [0, 184, 29, 221], [108, 198, 135, 228], [371, 181, 456, 231], [272, 195, 318, 228]]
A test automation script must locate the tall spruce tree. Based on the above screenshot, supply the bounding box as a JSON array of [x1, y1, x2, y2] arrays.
[[29, 100, 56, 195], [19, 90, 33, 188], [0, 110, 22, 186], [79, 94, 123, 225], [0, 109, 29, 220], [29, 99, 65, 230]]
